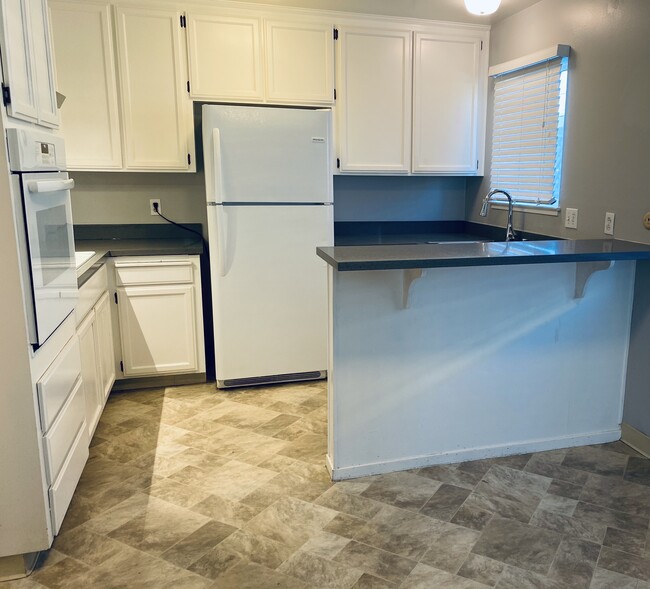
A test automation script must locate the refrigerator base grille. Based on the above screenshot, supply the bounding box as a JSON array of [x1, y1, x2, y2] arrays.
[[218, 371, 326, 389]]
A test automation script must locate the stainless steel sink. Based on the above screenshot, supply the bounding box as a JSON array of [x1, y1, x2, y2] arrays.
[[425, 240, 490, 245]]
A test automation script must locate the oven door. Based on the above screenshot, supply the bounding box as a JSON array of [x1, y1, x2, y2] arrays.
[[21, 172, 77, 346]]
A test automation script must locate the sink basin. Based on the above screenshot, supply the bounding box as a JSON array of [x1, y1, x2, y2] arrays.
[[425, 240, 489, 245], [74, 250, 95, 269]]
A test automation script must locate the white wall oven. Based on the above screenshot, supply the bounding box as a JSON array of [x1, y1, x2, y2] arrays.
[[8, 128, 77, 348]]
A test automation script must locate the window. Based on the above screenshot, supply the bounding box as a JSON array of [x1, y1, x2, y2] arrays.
[[489, 47, 569, 210]]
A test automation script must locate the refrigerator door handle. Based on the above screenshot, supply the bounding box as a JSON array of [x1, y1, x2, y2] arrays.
[[212, 129, 224, 203], [216, 206, 229, 278]]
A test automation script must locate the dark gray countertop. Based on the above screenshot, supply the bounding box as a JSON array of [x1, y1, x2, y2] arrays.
[[317, 239, 650, 271], [74, 224, 204, 281], [75, 237, 204, 257]]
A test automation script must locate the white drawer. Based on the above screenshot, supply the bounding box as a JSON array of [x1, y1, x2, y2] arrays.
[[49, 422, 89, 535], [43, 377, 85, 484], [115, 260, 193, 286], [76, 264, 108, 325], [37, 337, 82, 433]]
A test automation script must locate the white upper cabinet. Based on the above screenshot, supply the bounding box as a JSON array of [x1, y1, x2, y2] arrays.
[[335, 22, 488, 176], [0, 0, 58, 127], [187, 13, 263, 101], [115, 6, 193, 170], [337, 26, 412, 173], [412, 30, 487, 174], [49, 1, 122, 169], [186, 10, 334, 106], [265, 18, 334, 105]]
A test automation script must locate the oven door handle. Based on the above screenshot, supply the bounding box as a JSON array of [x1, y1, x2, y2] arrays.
[[27, 179, 75, 193]]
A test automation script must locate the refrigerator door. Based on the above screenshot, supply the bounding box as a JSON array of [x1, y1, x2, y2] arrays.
[[203, 104, 332, 204], [209, 203, 332, 385]]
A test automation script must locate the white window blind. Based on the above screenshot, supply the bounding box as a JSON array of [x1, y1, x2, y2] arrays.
[[490, 57, 568, 206]]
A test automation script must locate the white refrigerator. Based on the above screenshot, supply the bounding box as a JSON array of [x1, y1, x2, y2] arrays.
[[202, 105, 333, 388]]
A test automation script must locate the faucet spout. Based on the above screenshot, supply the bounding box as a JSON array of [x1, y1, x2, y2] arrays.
[[479, 189, 517, 242]]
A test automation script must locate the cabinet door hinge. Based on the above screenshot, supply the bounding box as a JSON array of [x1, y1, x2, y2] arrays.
[[477, 160, 479, 170], [480, 40, 483, 51], [188, 153, 192, 165], [180, 14, 186, 28], [333, 28, 338, 40], [187, 80, 190, 93], [336, 158, 340, 169], [333, 88, 336, 101], [2, 84, 11, 106], [114, 292, 118, 304], [119, 360, 124, 373]]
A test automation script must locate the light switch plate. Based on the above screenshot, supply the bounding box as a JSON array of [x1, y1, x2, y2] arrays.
[[604, 212, 615, 236]]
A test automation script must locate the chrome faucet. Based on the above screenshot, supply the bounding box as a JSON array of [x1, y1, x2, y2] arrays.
[[479, 188, 517, 242]]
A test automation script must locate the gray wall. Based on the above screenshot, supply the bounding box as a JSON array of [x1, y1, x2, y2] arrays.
[[70, 171, 207, 228], [71, 172, 466, 227], [466, 0, 650, 245], [334, 176, 465, 222]]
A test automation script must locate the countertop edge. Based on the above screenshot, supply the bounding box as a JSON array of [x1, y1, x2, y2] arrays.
[[317, 240, 650, 271]]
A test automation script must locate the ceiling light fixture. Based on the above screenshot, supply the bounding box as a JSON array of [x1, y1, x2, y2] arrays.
[[464, 0, 501, 15]]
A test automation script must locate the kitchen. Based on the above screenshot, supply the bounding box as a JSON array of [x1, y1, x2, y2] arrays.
[[2, 0, 650, 587]]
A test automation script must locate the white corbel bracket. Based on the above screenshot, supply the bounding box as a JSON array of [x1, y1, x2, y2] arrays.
[[574, 261, 613, 299], [403, 269, 425, 309]]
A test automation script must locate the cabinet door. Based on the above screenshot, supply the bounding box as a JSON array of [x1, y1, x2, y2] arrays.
[[413, 31, 486, 174], [117, 284, 198, 377], [30, 0, 58, 127], [0, 0, 38, 122], [337, 27, 412, 173], [115, 6, 193, 170], [186, 13, 263, 101], [77, 310, 102, 438], [265, 19, 334, 105], [95, 291, 115, 401], [50, 2, 122, 168]]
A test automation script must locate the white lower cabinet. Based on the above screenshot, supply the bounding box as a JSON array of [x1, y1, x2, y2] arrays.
[[95, 291, 115, 400], [76, 267, 115, 438], [113, 255, 205, 379], [77, 309, 102, 437]]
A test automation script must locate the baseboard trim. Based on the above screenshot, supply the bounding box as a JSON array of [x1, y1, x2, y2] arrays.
[[112, 372, 207, 392], [325, 454, 334, 479], [621, 423, 650, 458], [0, 552, 37, 582], [330, 429, 621, 481]]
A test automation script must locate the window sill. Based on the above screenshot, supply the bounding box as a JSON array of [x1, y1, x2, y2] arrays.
[[490, 203, 560, 217]]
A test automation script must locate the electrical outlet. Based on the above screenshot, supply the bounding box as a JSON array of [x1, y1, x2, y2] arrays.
[[565, 208, 578, 229], [644, 212, 650, 230], [149, 199, 161, 216], [604, 212, 615, 236]]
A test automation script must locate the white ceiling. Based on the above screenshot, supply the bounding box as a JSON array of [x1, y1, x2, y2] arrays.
[[221, 0, 543, 24]]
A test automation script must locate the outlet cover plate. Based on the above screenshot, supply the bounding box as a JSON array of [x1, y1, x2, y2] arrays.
[[565, 208, 578, 229], [149, 199, 161, 216], [604, 212, 615, 236]]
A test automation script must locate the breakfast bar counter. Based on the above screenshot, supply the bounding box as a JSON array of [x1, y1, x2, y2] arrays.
[[318, 239, 650, 481]]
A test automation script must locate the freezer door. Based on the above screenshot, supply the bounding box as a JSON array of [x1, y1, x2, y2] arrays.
[[203, 104, 332, 204], [209, 204, 332, 383]]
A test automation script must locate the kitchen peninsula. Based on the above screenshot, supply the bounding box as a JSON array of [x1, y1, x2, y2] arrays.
[[318, 239, 650, 481]]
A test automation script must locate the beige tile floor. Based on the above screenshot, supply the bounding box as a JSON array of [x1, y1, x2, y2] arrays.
[[6, 381, 650, 588]]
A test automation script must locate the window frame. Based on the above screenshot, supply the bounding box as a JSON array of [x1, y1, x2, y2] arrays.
[[487, 45, 571, 215]]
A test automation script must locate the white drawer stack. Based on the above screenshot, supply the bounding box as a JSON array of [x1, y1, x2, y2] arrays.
[[36, 337, 89, 534]]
